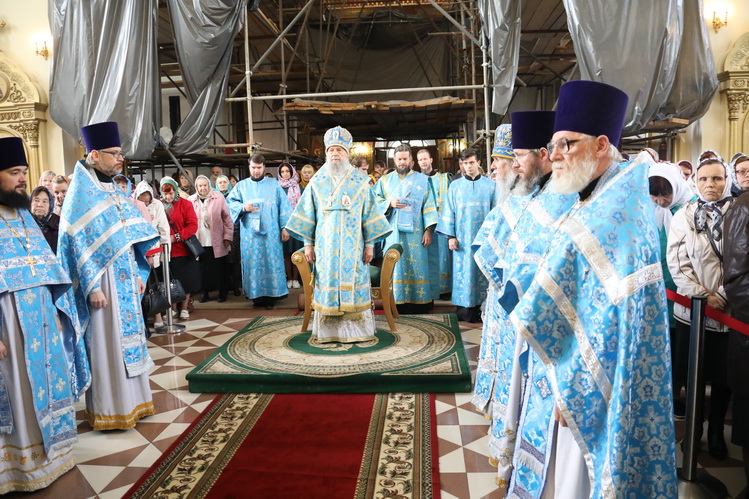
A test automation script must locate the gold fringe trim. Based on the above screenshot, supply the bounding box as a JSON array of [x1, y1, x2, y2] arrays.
[[0, 454, 76, 494], [496, 477, 508, 488], [84, 401, 155, 430], [489, 457, 499, 467]]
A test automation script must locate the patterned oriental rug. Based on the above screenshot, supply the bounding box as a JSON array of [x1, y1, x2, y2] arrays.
[[126, 392, 440, 499], [187, 314, 471, 393]]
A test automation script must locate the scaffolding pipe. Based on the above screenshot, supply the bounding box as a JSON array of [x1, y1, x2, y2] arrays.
[[227, 83, 484, 102], [426, 0, 480, 47], [251, 0, 315, 73], [243, 8, 254, 146], [481, 32, 491, 162]]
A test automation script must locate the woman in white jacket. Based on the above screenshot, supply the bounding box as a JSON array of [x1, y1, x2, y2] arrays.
[[135, 180, 170, 327], [667, 157, 734, 460]]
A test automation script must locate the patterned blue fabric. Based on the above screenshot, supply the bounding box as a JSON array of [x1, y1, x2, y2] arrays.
[[285, 165, 391, 314], [227, 177, 291, 299], [0, 208, 91, 455], [494, 183, 576, 496], [510, 161, 678, 498], [427, 173, 452, 298], [372, 171, 438, 304], [58, 162, 158, 377], [470, 195, 530, 414], [436, 176, 495, 307]]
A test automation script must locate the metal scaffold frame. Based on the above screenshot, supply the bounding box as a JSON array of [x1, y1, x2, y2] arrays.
[[212, 0, 494, 163]]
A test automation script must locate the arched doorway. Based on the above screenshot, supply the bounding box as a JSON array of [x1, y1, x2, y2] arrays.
[[719, 32, 749, 158]]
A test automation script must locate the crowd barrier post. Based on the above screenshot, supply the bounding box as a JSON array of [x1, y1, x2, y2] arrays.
[[677, 295, 729, 498], [155, 243, 186, 335]]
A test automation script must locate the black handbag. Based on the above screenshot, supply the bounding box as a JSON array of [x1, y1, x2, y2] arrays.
[[159, 277, 187, 305], [183, 235, 205, 260], [142, 271, 170, 317], [167, 218, 205, 260]]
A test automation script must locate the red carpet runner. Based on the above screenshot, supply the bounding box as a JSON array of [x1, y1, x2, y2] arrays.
[[127, 392, 440, 498]]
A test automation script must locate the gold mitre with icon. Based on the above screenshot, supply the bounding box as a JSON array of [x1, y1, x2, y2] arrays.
[[324, 125, 353, 153]]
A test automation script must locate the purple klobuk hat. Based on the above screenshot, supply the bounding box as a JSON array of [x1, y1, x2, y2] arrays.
[[553, 80, 629, 147], [0, 137, 28, 170], [511, 111, 556, 150], [81, 121, 121, 153]]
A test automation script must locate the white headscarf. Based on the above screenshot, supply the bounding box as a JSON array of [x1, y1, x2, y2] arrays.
[[695, 158, 732, 202], [648, 161, 694, 232]]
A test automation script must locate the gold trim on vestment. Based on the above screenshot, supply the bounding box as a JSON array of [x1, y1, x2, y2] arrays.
[[313, 333, 376, 344], [84, 401, 155, 430], [0, 454, 76, 494]]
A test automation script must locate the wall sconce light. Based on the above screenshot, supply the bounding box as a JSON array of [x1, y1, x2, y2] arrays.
[[35, 41, 49, 60], [713, 11, 728, 33]]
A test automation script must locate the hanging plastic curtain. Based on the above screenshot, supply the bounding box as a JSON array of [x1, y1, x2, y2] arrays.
[[562, 0, 684, 135], [478, 0, 521, 115], [48, 0, 160, 159], [166, 0, 248, 155], [653, 0, 718, 122]]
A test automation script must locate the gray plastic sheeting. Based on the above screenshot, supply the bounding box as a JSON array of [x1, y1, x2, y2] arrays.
[[653, 0, 718, 123], [166, 0, 247, 155], [478, 0, 521, 116], [48, 0, 160, 160], [563, 0, 684, 135]]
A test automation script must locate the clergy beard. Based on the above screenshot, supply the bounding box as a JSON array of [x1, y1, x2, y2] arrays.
[[551, 150, 598, 194], [328, 158, 350, 176], [512, 160, 545, 196], [396, 166, 410, 175], [495, 171, 517, 204], [0, 186, 29, 209]]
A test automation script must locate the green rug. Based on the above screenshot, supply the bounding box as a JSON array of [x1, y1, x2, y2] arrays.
[[186, 314, 472, 393]]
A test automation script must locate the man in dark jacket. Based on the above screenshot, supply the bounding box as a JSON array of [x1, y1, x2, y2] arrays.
[[723, 190, 749, 491]]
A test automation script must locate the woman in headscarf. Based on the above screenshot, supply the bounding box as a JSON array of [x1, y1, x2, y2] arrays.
[[214, 174, 232, 198], [29, 186, 59, 253], [135, 180, 170, 328], [278, 162, 303, 288], [161, 177, 201, 319], [189, 175, 233, 303], [173, 169, 196, 199], [667, 157, 734, 460]]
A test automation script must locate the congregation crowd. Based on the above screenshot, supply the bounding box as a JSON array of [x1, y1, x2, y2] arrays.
[[3, 78, 749, 497]]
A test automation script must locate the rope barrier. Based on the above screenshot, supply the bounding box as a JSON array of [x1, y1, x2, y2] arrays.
[[666, 289, 749, 337]]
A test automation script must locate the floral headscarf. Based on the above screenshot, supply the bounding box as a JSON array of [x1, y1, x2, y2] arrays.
[[214, 174, 231, 197], [160, 176, 180, 210], [278, 163, 302, 209]]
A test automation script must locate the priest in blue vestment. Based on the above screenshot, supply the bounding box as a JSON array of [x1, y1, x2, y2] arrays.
[[58, 122, 159, 431], [436, 148, 495, 322], [509, 81, 677, 497], [372, 144, 438, 312], [0, 137, 91, 493], [226, 154, 291, 308], [418, 148, 451, 299], [286, 126, 391, 343]]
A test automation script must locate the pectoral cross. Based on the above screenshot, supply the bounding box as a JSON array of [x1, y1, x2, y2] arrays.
[[26, 255, 37, 276]]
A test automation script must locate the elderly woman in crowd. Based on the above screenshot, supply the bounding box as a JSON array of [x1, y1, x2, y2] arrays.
[[299, 164, 315, 189], [161, 177, 201, 319], [215, 174, 232, 198], [278, 162, 303, 288], [667, 157, 734, 460], [29, 186, 59, 253], [190, 175, 233, 302], [135, 180, 170, 327]]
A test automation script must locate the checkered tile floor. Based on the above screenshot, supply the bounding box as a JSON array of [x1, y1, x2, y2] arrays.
[[6, 300, 748, 498]]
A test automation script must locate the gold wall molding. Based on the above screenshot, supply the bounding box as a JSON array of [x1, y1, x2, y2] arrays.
[[0, 51, 48, 185], [719, 32, 749, 158]]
